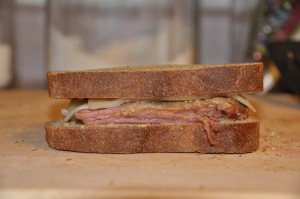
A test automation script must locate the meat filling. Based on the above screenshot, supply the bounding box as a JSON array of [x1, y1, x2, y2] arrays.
[[74, 97, 249, 145]]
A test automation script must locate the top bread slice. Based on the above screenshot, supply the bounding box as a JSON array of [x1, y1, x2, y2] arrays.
[[47, 62, 263, 99]]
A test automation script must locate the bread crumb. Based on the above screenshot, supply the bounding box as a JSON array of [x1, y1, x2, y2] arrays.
[[261, 147, 267, 152], [270, 131, 276, 136]]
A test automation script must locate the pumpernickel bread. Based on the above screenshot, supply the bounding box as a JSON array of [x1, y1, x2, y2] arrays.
[[45, 118, 259, 153], [48, 63, 263, 99]]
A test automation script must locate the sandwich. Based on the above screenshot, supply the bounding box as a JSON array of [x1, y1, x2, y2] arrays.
[[45, 62, 263, 153]]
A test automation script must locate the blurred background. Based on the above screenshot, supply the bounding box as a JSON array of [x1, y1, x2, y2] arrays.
[[0, 0, 300, 95]]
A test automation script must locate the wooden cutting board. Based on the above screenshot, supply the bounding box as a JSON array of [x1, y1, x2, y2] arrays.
[[0, 90, 299, 198]]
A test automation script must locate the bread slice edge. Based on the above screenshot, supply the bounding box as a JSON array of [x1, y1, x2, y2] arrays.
[[45, 118, 259, 154], [48, 63, 263, 99]]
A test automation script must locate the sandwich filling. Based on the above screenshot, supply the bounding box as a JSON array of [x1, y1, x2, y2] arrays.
[[62, 96, 254, 145]]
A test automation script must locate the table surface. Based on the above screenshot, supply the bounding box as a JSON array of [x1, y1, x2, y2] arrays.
[[0, 90, 299, 199]]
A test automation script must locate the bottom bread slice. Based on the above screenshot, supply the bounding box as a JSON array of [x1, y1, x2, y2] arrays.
[[45, 118, 259, 153]]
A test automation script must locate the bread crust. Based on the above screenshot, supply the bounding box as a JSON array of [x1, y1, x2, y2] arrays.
[[45, 119, 259, 153], [47, 63, 263, 99]]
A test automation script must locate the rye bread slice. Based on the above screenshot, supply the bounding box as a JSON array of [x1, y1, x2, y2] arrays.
[[47, 63, 263, 99], [45, 118, 259, 154]]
